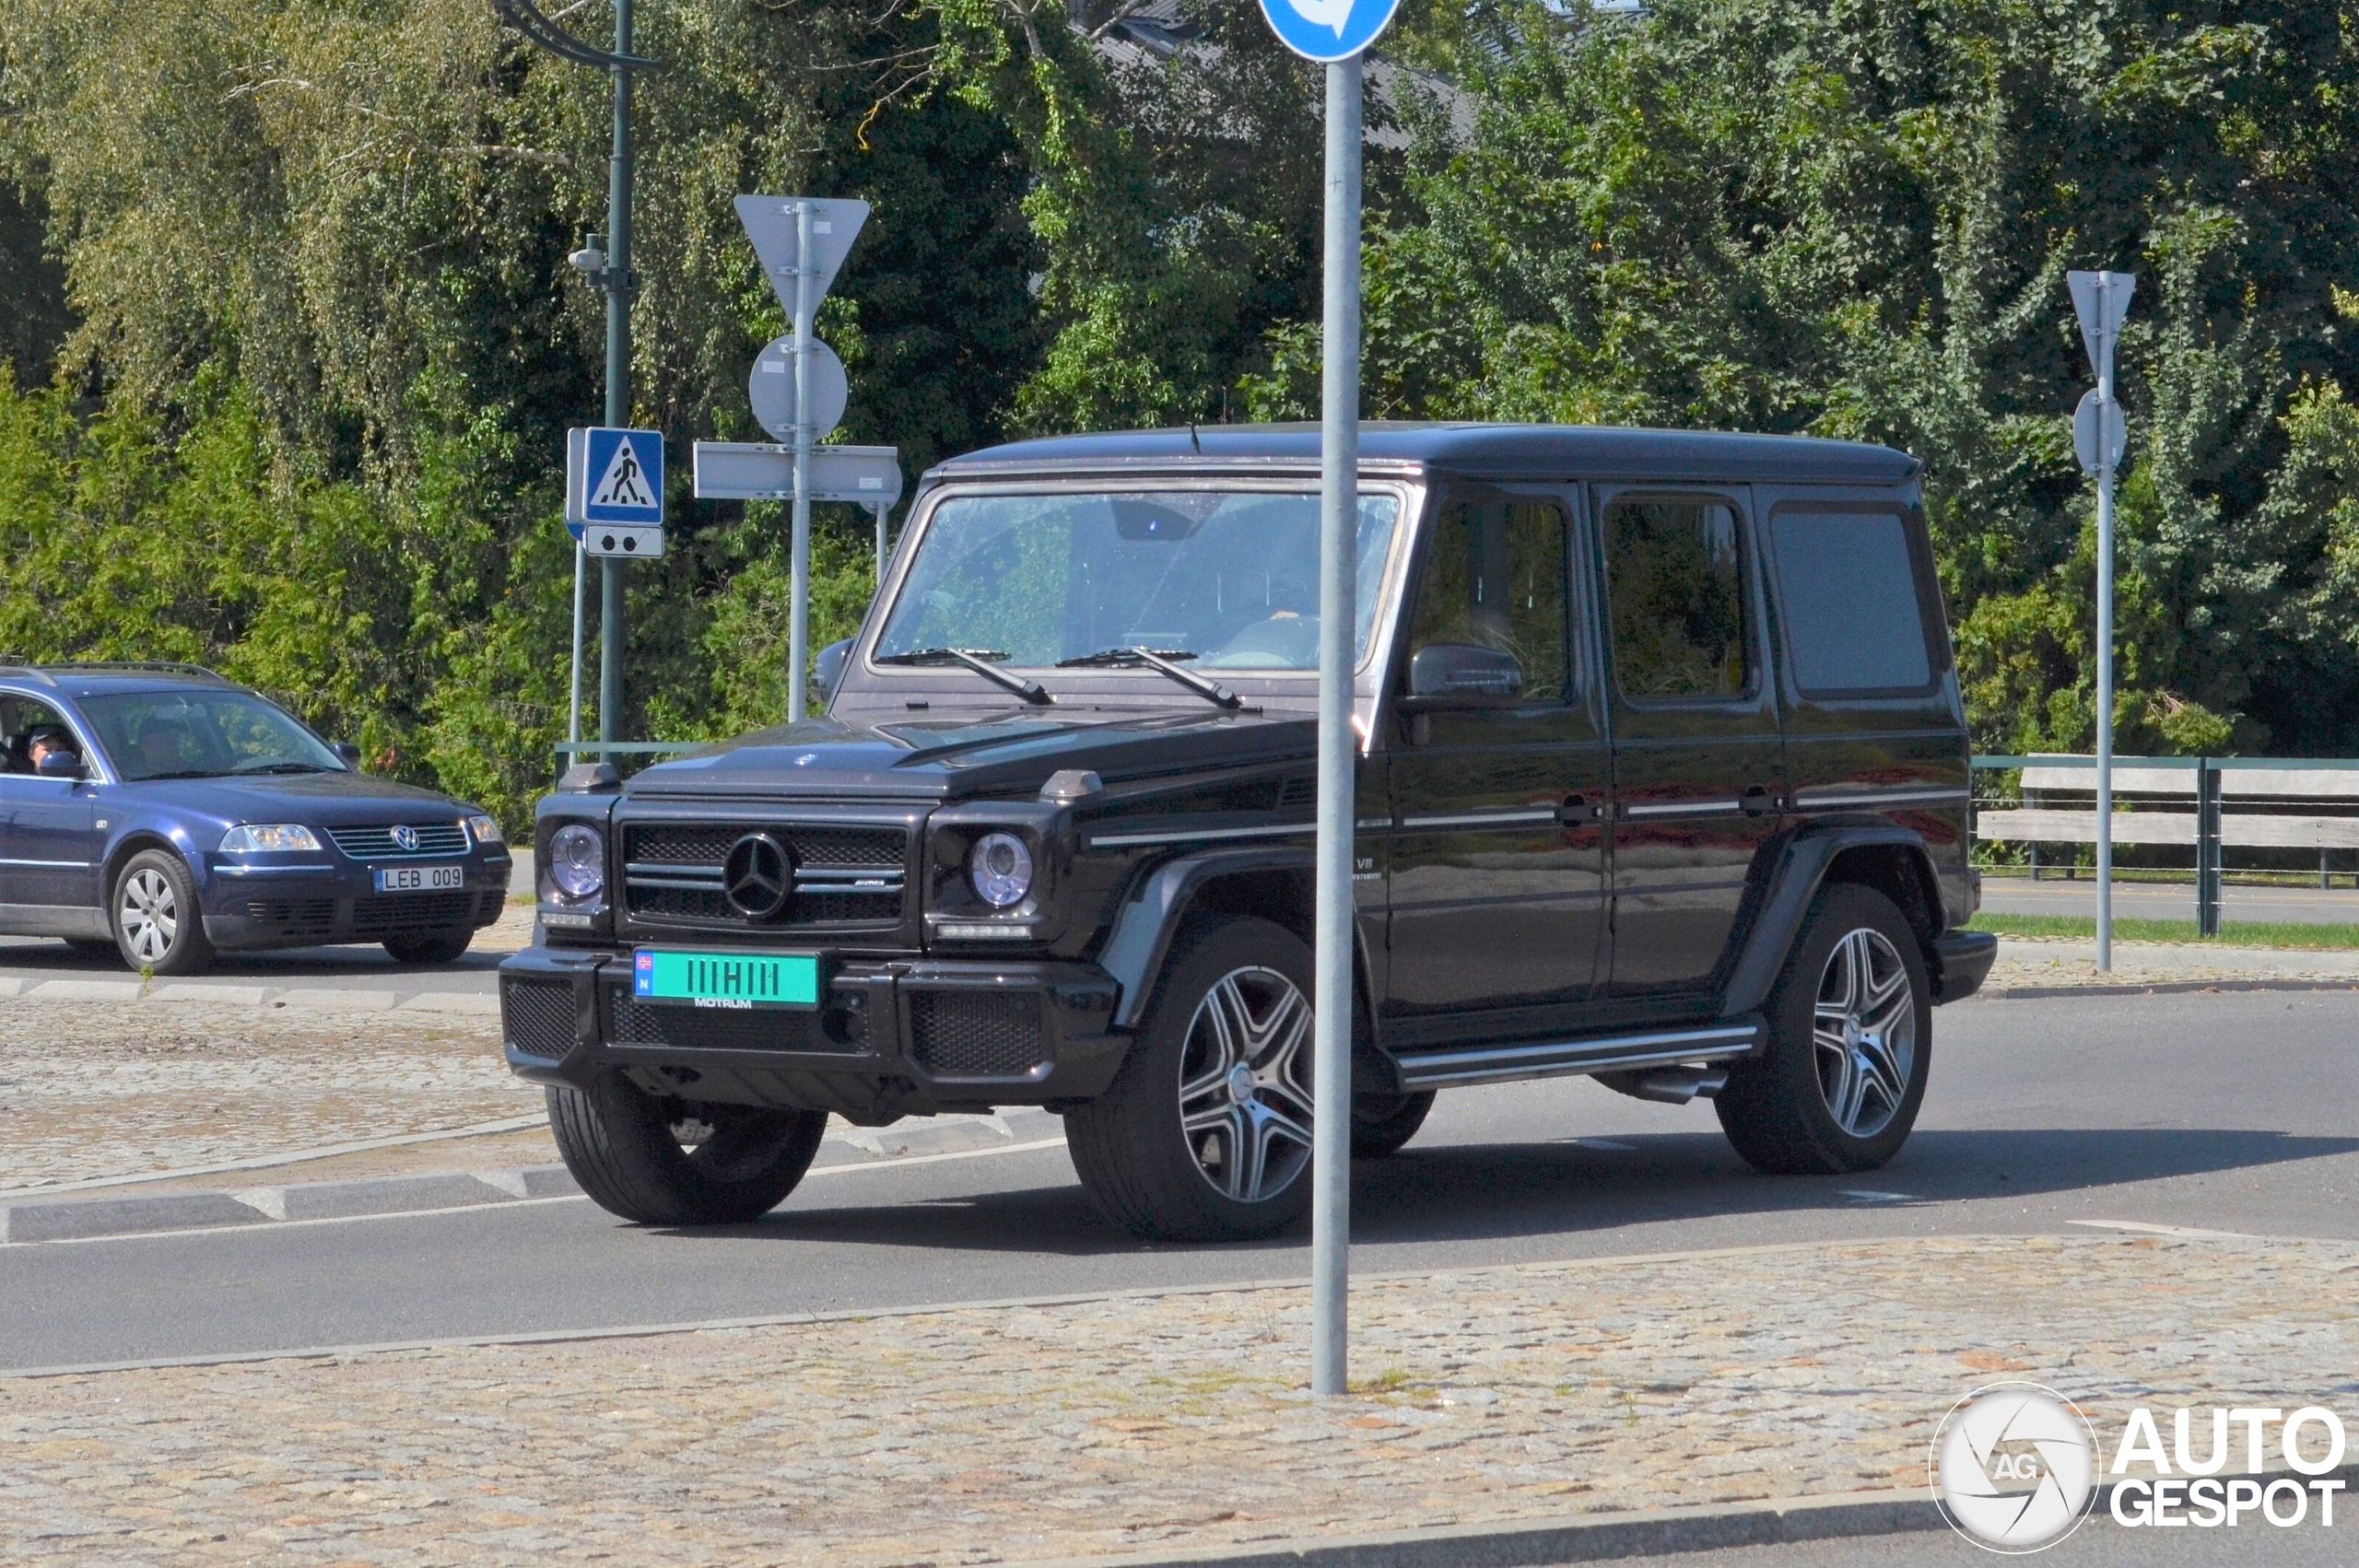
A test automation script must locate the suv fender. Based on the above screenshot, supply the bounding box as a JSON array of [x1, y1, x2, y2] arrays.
[[1719, 825, 1956, 1018], [1099, 848, 1379, 1045]]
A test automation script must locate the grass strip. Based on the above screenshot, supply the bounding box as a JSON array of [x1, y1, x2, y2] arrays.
[[1966, 913, 2359, 950]]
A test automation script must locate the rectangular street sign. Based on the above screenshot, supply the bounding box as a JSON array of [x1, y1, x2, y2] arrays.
[[581, 521, 665, 559], [576, 426, 664, 526], [564, 427, 589, 532], [692, 442, 902, 506]]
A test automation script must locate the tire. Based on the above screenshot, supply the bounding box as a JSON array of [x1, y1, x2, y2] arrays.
[[546, 1072, 828, 1225], [111, 849, 216, 976], [1715, 883, 1931, 1176], [64, 938, 117, 961], [384, 931, 473, 965], [1066, 915, 1319, 1242], [1350, 1090, 1435, 1160]]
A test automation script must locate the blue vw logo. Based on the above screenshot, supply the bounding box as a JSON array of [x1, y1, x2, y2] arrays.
[[392, 825, 419, 852]]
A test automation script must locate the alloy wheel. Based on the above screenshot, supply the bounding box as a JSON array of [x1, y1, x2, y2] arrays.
[[1176, 965, 1316, 1203], [119, 868, 179, 965], [1813, 926, 1917, 1139]]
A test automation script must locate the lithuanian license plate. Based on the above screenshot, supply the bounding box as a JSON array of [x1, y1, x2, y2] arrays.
[[633, 950, 819, 1010], [375, 864, 464, 893]]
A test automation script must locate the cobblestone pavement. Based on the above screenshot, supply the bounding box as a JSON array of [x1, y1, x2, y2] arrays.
[[5, 1234, 2353, 1565], [0, 1001, 529, 1193], [1989, 937, 2359, 991]]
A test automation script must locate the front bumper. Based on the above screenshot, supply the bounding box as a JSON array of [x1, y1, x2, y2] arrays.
[[496, 944, 1126, 1120], [201, 855, 513, 950], [1931, 929, 1998, 1003]]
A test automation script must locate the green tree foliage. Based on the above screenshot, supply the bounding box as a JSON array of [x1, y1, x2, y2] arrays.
[[7, 0, 2359, 836]]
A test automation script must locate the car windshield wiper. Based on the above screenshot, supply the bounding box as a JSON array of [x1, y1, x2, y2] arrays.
[[1057, 647, 1244, 710], [873, 648, 1053, 706], [133, 769, 225, 781], [232, 761, 333, 775]]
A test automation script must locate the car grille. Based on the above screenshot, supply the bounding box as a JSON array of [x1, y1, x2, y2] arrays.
[[606, 986, 859, 1054], [503, 978, 578, 1060], [622, 822, 909, 929], [244, 898, 337, 940], [908, 991, 1046, 1077], [326, 823, 470, 859], [350, 890, 487, 936]]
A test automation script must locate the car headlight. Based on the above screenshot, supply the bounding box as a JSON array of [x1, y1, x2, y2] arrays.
[[969, 832, 1034, 908], [467, 814, 503, 845], [547, 824, 605, 900], [218, 824, 323, 853]]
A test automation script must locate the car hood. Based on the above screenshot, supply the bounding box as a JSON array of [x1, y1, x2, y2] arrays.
[[623, 708, 1319, 802], [112, 769, 481, 825]]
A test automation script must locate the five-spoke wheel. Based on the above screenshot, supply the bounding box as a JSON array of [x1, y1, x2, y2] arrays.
[[1716, 883, 1930, 1175], [1067, 915, 1320, 1240]]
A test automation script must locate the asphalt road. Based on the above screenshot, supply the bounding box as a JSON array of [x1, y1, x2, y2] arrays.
[[1982, 875, 2359, 926], [1643, 1511, 2352, 1566], [6, 988, 2355, 1372]]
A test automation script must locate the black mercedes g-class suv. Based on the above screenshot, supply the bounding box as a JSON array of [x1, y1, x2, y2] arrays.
[[500, 423, 1995, 1241]]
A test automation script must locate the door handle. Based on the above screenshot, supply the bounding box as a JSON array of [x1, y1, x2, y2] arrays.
[[1739, 784, 1775, 818], [1557, 794, 1602, 825]]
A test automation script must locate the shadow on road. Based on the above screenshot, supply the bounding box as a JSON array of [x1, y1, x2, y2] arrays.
[[663, 1124, 2358, 1256]]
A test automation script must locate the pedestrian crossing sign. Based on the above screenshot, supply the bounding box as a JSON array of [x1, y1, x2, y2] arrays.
[[580, 427, 663, 525]]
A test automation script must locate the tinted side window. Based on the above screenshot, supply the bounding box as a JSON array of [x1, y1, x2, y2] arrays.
[[1408, 497, 1570, 703], [1603, 497, 1752, 699], [1770, 511, 1932, 694]]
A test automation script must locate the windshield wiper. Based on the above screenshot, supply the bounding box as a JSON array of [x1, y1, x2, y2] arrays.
[[233, 761, 333, 775], [1057, 647, 1245, 710], [874, 648, 1054, 706], [133, 769, 225, 781]]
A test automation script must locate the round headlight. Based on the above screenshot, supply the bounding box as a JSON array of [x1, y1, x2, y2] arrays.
[[969, 832, 1034, 908], [547, 824, 605, 900]]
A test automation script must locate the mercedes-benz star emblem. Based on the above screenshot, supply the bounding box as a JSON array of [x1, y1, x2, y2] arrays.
[[722, 832, 794, 921], [392, 825, 419, 852]]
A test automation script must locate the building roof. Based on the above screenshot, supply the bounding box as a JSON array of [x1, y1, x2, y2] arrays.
[[930, 422, 1921, 486]]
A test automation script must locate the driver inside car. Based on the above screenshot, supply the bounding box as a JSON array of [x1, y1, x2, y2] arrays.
[[25, 725, 75, 772]]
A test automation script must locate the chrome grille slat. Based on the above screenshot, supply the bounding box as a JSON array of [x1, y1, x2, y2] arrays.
[[326, 824, 469, 859], [622, 821, 910, 929]]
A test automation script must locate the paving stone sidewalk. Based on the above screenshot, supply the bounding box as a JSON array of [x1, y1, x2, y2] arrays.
[[0, 1000, 532, 1193], [1987, 936, 2359, 992], [5, 1234, 2354, 1565]]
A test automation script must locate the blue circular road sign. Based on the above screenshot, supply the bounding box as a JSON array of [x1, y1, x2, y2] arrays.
[[1259, 0, 1402, 62]]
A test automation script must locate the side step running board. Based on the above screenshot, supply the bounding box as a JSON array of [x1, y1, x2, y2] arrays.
[[1392, 1018, 1763, 1091]]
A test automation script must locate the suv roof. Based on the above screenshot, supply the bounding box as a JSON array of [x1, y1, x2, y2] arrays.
[[930, 421, 1921, 486], [0, 661, 239, 696]]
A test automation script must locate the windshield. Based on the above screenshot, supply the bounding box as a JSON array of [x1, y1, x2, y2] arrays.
[[77, 690, 346, 782], [874, 489, 1402, 672]]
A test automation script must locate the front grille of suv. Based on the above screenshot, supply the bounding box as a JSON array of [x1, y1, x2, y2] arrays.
[[326, 823, 470, 859], [622, 822, 909, 929], [908, 991, 1046, 1077], [605, 984, 861, 1054]]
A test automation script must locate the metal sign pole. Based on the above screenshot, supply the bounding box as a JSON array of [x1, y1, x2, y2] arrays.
[[598, 0, 635, 761], [1311, 51, 1362, 1403], [789, 203, 816, 721], [2094, 275, 2115, 973], [568, 545, 585, 745], [874, 501, 888, 586]]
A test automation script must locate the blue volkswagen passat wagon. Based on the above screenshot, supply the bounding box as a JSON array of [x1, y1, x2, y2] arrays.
[[0, 663, 511, 974]]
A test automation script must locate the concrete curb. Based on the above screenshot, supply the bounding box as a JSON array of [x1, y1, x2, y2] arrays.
[[1025, 1462, 2359, 1568], [232, 1172, 526, 1222], [0, 1191, 270, 1245], [0, 1165, 581, 1242], [0, 977, 496, 1011], [1986, 976, 2359, 1000]]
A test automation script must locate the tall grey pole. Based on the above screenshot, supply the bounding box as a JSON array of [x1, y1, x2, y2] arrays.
[[598, 0, 635, 759], [2094, 275, 2115, 973], [789, 202, 815, 720], [568, 546, 585, 746], [1311, 53, 1362, 1403]]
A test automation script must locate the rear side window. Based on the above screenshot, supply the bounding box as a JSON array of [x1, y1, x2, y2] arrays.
[[1603, 497, 1754, 700], [1768, 510, 1932, 694], [1409, 497, 1571, 702]]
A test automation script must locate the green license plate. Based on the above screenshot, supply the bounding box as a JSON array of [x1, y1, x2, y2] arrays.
[[632, 950, 819, 1010]]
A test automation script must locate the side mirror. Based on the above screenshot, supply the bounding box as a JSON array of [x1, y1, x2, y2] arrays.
[[812, 638, 852, 705], [35, 750, 85, 778], [333, 743, 364, 769], [1401, 643, 1524, 710]]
